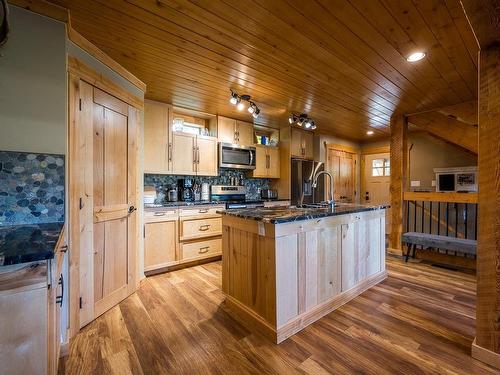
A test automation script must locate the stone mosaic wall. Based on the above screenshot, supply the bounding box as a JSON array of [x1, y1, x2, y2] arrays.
[[0, 151, 65, 225], [145, 170, 270, 203]]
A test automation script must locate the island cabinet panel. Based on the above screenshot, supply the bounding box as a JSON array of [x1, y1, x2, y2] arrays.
[[222, 226, 277, 325], [342, 215, 385, 292], [221, 208, 387, 343]]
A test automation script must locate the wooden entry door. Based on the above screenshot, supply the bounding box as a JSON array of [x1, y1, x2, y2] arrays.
[[76, 81, 138, 328], [363, 152, 391, 234], [326, 149, 355, 202]]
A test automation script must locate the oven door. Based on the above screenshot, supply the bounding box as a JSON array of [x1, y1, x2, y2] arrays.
[[219, 143, 256, 170]]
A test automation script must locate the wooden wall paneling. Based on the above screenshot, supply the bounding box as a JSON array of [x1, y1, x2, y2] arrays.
[[68, 74, 81, 338], [78, 80, 95, 328], [473, 46, 500, 368], [67, 56, 144, 110], [127, 105, 140, 292], [389, 114, 408, 255], [275, 234, 299, 327]]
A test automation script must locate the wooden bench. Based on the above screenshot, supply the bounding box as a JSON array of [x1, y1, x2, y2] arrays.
[[402, 232, 477, 262]]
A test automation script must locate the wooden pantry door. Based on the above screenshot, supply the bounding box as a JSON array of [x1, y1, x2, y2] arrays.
[[76, 82, 138, 328]]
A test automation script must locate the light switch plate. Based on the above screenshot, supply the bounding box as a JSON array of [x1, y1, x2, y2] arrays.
[[431, 180, 436, 187], [411, 180, 421, 187]]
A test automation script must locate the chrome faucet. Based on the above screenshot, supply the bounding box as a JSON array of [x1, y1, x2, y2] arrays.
[[311, 171, 335, 209]]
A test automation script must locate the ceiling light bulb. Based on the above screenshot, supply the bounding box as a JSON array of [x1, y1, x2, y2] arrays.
[[248, 102, 255, 114], [237, 101, 245, 111], [366, 130, 374, 135], [288, 115, 294, 124], [229, 91, 239, 105], [304, 120, 312, 129], [310, 123, 317, 130], [252, 108, 260, 119], [406, 52, 426, 62]]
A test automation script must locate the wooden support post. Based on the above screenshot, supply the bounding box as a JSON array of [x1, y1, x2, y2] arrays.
[[473, 46, 500, 369], [389, 114, 408, 255]]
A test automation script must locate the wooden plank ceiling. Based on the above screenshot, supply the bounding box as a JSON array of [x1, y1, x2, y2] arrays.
[[51, 0, 478, 140]]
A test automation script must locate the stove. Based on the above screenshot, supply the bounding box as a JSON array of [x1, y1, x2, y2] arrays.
[[210, 185, 265, 209]]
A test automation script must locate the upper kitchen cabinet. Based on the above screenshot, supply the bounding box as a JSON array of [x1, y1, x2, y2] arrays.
[[217, 116, 254, 145], [291, 128, 314, 160], [250, 145, 280, 179], [171, 133, 218, 176], [144, 100, 172, 174]]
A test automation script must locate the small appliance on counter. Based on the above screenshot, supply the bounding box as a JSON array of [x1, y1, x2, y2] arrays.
[[144, 186, 157, 205], [178, 178, 194, 202], [201, 183, 210, 201], [167, 184, 178, 202], [261, 189, 278, 200]]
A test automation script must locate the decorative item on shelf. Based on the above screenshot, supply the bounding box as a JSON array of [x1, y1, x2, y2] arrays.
[[229, 89, 261, 119], [288, 113, 316, 130], [173, 117, 184, 132]]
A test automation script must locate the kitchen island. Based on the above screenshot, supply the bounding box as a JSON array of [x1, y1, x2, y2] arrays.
[[219, 204, 387, 343]]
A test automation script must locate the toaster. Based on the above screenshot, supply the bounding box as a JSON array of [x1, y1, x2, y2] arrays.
[[260, 189, 278, 200]]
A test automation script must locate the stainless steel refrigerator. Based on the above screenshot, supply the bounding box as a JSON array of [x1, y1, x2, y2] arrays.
[[291, 159, 325, 206]]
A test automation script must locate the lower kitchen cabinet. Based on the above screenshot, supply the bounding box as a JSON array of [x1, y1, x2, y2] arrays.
[[144, 205, 224, 274], [144, 220, 177, 272], [341, 214, 384, 292], [0, 228, 67, 375]]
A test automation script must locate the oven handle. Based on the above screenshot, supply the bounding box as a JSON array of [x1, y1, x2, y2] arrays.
[[249, 149, 254, 166]]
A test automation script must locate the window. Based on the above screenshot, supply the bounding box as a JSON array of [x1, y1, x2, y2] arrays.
[[372, 158, 390, 176]]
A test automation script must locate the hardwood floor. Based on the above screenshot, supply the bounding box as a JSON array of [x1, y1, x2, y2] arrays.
[[59, 256, 497, 374]]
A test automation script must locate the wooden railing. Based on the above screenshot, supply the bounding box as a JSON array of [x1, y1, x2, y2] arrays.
[[403, 192, 478, 241]]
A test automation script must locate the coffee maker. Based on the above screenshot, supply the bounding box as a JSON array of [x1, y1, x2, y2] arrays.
[[178, 179, 194, 202]]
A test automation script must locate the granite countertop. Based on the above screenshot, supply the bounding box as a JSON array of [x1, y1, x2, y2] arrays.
[[144, 198, 291, 210], [218, 204, 388, 224], [0, 222, 64, 266]]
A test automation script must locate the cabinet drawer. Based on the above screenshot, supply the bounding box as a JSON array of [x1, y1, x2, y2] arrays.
[[145, 209, 178, 223], [179, 205, 224, 217], [181, 217, 222, 240], [181, 238, 221, 260]]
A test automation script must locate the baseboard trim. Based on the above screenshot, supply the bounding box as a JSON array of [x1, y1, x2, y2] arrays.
[[387, 247, 403, 256], [144, 255, 222, 276], [472, 338, 500, 370]]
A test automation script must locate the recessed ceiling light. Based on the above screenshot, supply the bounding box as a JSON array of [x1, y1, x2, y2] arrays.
[[407, 52, 426, 62], [366, 130, 374, 135]]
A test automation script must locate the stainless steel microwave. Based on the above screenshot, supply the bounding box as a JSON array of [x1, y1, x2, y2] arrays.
[[219, 143, 256, 170]]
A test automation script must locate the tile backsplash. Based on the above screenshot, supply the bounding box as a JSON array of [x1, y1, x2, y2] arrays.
[[145, 170, 270, 203], [0, 151, 65, 225]]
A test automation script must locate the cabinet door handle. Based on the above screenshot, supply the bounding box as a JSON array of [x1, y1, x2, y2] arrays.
[[199, 246, 210, 254], [168, 142, 172, 161], [198, 209, 209, 213], [197, 147, 200, 164], [60, 245, 68, 253], [199, 224, 211, 231], [56, 274, 64, 307]]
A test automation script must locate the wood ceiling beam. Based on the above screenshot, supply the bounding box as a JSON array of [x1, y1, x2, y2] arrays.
[[407, 111, 478, 154]]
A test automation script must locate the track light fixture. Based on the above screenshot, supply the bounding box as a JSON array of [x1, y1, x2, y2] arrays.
[[289, 113, 316, 130], [229, 90, 261, 119]]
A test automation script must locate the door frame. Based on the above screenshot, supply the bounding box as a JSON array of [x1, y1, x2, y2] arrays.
[[324, 143, 360, 203], [360, 145, 391, 202], [67, 56, 143, 338]]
